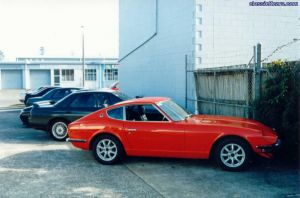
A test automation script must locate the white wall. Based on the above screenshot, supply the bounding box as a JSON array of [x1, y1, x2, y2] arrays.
[[199, 0, 300, 68], [119, 0, 299, 113], [119, 0, 196, 111]]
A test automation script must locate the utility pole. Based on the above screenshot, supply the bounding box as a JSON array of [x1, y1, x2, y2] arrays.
[[81, 26, 85, 88]]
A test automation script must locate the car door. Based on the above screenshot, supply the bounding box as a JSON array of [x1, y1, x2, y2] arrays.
[[123, 104, 186, 157], [64, 93, 99, 122]]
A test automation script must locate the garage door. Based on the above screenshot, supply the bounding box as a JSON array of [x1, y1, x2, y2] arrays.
[[30, 70, 51, 89], [1, 70, 23, 89]]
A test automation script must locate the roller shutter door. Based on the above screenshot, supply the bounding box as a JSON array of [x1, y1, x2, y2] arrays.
[[1, 70, 23, 89], [30, 70, 51, 89]]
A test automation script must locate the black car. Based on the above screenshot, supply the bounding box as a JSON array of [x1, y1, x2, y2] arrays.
[[23, 86, 59, 104], [25, 87, 81, 106], [27, 90, 131, 141]]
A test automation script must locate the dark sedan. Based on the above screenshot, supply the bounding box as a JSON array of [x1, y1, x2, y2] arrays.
[[25, 87, 81, 106], [28, 90, 131, 141], [23, 86, 59, 104]]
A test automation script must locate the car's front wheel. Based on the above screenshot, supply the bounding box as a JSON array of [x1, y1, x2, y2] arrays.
[[49, 120, 68, 141], [214, 137, 251, 171], [92, 135, 124, 165]]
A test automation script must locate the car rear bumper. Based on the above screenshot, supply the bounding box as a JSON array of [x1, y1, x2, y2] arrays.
[[256, 139, 281, 153]]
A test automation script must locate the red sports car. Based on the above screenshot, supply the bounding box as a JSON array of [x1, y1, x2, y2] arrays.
[[67, 97, 280, 171]]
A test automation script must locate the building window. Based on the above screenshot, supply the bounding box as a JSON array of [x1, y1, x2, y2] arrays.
[[61, 69, 74, 81], [197, 44, 202, 51], [85, 69, 97, 81], [197, 31, 202, 38], [197, 4, 202, 12], [104, 65, 118, 81], [196, 17, 202, 25], [54, 69, 60, 86], [196, 57, 202, 64]]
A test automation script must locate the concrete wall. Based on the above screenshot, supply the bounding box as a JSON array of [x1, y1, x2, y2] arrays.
[[119, 0, 196, 112], [199, 0, 300, 68]]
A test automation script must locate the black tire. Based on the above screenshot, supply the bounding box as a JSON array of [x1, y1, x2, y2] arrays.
[[92, 135, 124, 165], [214, 137, 252, 171], [48, 119, 69, 141]]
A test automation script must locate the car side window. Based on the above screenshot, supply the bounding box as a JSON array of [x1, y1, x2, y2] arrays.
[[107, 107, 124, 120], [125, 105, 167, 122], [52, 90, 68, 99], [69, 93, 98, 108], [96, 93, 112, 107], [109, 93, 122, 104]]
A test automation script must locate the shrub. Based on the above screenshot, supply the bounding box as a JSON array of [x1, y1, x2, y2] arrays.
[[255, 61, 300, 164]]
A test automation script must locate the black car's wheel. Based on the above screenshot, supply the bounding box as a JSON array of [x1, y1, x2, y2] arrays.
[[92, 135, 124, 165], [49, 120, 68, 141], [214, 137, 251, 171]]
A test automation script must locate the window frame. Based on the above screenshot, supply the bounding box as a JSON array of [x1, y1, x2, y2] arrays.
[[106, 106, 125, 121], [123, 104, 171, 123], [85, 69, 97, 81], [61, 69, 74, 81], [104, 65, 118, 81]]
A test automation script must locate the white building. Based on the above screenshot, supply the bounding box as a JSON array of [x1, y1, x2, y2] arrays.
[[119, 0, 299, 113], [0, 57, 118, 90]]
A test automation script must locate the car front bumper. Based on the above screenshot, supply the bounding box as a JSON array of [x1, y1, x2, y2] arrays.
[[256, 139, 281, 153], [19, 112, 30, 125]]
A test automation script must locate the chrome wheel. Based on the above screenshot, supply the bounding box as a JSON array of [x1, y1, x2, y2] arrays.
[[52, 121, 68, 140], [220, 143, 245, 168], [96, 139, 118, 162]]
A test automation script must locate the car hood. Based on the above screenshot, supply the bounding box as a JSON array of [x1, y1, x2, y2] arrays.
[[186, 115, 263, 133]]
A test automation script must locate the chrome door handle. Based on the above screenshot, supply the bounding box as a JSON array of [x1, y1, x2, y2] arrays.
[[127, 128, 136, 132]]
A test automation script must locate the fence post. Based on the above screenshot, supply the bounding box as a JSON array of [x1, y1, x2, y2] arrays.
[[254, 43, 262, 119], [213, 71, 217, 114]]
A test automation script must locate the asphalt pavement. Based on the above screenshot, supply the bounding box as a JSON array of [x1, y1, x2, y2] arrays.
[[0, 110, 299, 198]]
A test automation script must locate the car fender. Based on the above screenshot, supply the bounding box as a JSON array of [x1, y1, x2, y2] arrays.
[[88, 129, 129, 153]]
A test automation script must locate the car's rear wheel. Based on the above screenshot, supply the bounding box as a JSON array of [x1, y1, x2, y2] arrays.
[[214, 137, 251, 171], [49, 120, 68, 141], [92, 135, 124, 165]]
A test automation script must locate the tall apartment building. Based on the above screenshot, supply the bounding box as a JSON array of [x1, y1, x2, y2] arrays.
[[119, 0, 299, 112]]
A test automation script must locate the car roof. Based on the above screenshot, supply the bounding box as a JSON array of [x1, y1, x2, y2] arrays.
[[72, 89, 117, 94], [116, 97, 170, 106]]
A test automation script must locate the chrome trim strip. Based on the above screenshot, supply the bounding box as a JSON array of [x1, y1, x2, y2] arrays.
[[66, 138, 86, 143]]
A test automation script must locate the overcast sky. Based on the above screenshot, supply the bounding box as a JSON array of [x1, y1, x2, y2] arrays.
[[0, 0, 118, 61]]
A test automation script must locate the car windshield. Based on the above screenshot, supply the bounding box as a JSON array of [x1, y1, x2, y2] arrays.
[[156, 100, 189, 121], [113, 91, 132, 101]]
